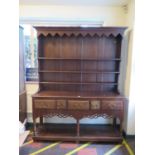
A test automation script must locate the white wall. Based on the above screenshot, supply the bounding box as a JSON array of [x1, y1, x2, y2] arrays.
[[20, 3, 135, 135], [124, 0, 135, 135], [19, 5, 127, 26]]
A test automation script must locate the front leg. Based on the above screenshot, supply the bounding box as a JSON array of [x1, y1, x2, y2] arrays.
[[40, 117, 43, 125], [113, 117, 117, 128], [33, 117, 37, 136]]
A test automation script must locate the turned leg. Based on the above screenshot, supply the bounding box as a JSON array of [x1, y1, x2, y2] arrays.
[[120, 119, 123, 133], [119, 119, 124, 143], [40, 117, 43, 125], [76, 119, 80, 143], [33, 117, 37, 136], [113, 117, 117, 128], [77, 119, 80, 136]]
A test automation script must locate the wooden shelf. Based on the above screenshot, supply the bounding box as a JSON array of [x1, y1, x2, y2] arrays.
[[39, 70, 120, 74], [33, 124, 123, 142], [38, 57, 121, 61], [39, 81, 118, 85], [32, 90, 122, 98]]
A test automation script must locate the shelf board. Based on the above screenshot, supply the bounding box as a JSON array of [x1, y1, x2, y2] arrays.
[[32, 90, 122, 98], [38, 57, 121, 61], [39, 70, 120, 74], [39, 81, 118, 85], [33, 124, 122, 142]]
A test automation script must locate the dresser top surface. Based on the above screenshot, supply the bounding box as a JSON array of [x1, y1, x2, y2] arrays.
[[33, 91, 124, 99]]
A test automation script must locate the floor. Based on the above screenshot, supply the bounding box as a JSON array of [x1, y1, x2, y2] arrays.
[[19, 132, 134, 155]]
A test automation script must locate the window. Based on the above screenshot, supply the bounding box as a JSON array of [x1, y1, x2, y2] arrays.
[[22, 24, 38, 81]]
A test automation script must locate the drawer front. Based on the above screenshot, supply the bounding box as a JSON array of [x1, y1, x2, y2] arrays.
[[102, 100, 123, 110], [68, 100, 89, 110], [91, 100, 100, 110], [34, 100, 56, 109], [57, 100, 67, 109]]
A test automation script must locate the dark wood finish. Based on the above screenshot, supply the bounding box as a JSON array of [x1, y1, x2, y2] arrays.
[[19, 26, 27, 122], [32, 27, 127, 142], [19, 91, 27, 122], [33, 124, 122, 142]]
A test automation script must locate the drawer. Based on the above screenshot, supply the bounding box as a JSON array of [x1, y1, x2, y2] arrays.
[[34, 100, 56, 109], [101, 100, 123, 110], [68, 100, 89, 110], [91, 100, 100, 110], [57, 100, 67, 109]]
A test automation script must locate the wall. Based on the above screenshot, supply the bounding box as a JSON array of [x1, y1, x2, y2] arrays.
[[20, 3, 135, 134], [19, 5, 127, 26], [123, 0, 135, 135]]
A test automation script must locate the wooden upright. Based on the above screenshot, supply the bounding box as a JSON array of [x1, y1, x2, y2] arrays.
[[32, 27, 127, 142], [19, 26, 27, 123]]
